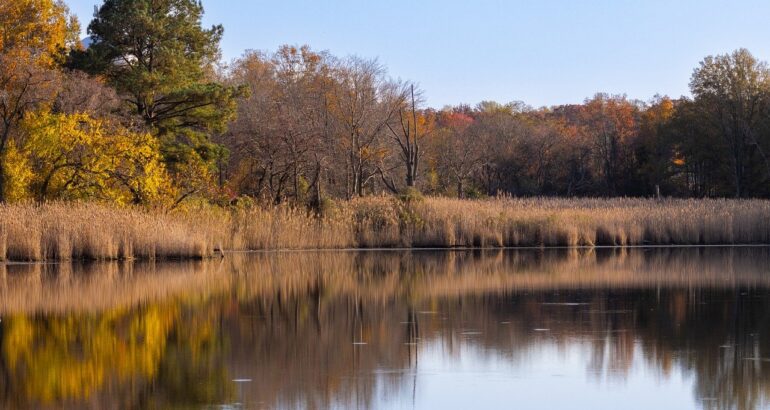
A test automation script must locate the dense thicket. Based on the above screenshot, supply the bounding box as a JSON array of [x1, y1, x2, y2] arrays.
[[2, 0, 769, 208]]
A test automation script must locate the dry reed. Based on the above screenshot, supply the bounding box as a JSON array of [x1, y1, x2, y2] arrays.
[[1, 197, 769, 261], [0, 202, 214, 261]]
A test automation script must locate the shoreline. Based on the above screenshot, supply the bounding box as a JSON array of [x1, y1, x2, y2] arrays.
[[221, 243, 770, 253], [2, 243, 770, 264]]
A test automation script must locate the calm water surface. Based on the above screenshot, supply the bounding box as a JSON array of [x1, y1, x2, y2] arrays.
[[1, 248, 770, 409]]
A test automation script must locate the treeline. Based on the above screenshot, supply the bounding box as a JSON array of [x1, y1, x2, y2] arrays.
[[224, 48, 770, 201], [2, 0, 770, 210]]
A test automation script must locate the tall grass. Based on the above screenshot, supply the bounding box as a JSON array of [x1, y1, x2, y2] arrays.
[[1, 197, 769, 260], [0, 202, 214, 261]]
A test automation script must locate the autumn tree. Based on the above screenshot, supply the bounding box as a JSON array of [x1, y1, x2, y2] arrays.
[[636, 95, 676, 195], [470, 102, 527, 196], [662, 98, 725, 196], [19, 110, 171, 204], [224, 52, 280, 201], [0, 0, 78, 65], [0, 0, 78, 201], [690, 48, 770, 197], [225, 46, 335, 204], [580, 94, 639, 195], [53, 70, 121, 118], [218, 46, 770, 201], [380, 84, 434, 192], [271, 46, 335, 205], [515, 115, 570, 195], [432, 111, 483, 198], [72, 0, 244, 204], [329, 57, 403, 197]]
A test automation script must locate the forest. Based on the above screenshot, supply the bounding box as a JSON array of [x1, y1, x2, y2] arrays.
[[3, 0, 770, 211], [3, 0, 770, 261], [4, 2, 770, 408]]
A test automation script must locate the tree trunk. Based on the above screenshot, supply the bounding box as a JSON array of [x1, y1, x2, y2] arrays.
[[0, 157, 5, 204], [310, 161, 322, 212], [733, 158, 742, 198], [405, 84, 419, 188], [292, 161, 299, 201], [355, 169, 363, 196], [0, 132, 8, 203], [406, 166, 414, 187]]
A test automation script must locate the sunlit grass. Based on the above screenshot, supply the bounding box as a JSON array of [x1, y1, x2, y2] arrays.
[[0, 202, 213, 261], [1, 197, 769, 261]]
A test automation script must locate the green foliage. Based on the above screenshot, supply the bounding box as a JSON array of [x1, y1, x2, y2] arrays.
[[464, 187, 485, 200], [296, 175, 311, 203], [71, 0, 247, 201], [229, 195, 258, 210], [80, 0, 221, 94], [397, 201, 425, 231], [4, 1, 770, 210], [398, 187, 425, 204], [318, 196, 339, 218]]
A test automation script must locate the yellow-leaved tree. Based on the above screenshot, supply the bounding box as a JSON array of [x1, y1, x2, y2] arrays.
[[0, 0, 79, 66], [17, 111, 174, 205], [0, 0, 79, 201]]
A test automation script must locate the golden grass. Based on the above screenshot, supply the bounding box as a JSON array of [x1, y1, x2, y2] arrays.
[[0, 202, 214, 261], [1, 197, 769, 260]]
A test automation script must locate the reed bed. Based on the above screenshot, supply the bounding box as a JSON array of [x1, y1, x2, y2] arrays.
[[1, 197, 769, 261], [0, 202, 214, 261]]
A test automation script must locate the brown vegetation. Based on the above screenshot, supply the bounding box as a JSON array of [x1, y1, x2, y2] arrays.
[[1, 197, 769, 261], [0, 202, 213, 261]]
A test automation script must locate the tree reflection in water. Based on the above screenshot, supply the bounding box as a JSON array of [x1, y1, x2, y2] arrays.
[[0, 248, 769, 409]]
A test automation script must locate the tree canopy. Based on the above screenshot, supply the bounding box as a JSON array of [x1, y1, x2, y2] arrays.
[[71, 0, 244, 202], [0, 0, 79, 201], [3, 0, 770, 206]]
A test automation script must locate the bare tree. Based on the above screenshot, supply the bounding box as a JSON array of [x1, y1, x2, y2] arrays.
[[329, 57, 402, 197], [433, 112, 485, 198], [380, 83, 431, 193], [224, 46, 336, 204], [53, 70, 121, 117]]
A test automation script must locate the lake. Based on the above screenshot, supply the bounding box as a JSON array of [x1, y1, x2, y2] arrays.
[[1, 248, 769, 409]]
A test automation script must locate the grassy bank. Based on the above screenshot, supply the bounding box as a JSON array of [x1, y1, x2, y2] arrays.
[[1, 197, 770, 261]]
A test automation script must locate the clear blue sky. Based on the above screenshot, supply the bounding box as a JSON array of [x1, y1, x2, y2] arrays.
[[65, 0, 770, 109]]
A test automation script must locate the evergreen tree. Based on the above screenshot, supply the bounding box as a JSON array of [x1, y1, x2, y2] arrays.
[[72, 0, 245, 200]]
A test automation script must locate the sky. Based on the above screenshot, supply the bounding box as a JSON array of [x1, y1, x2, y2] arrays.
[[64, 0, 770, 109]]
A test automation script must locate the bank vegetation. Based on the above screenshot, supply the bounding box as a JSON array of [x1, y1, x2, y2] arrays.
[[1, 197, 769, 261]]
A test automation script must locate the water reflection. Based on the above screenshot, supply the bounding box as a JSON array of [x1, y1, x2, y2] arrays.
[[1, 248, 769, 409]]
